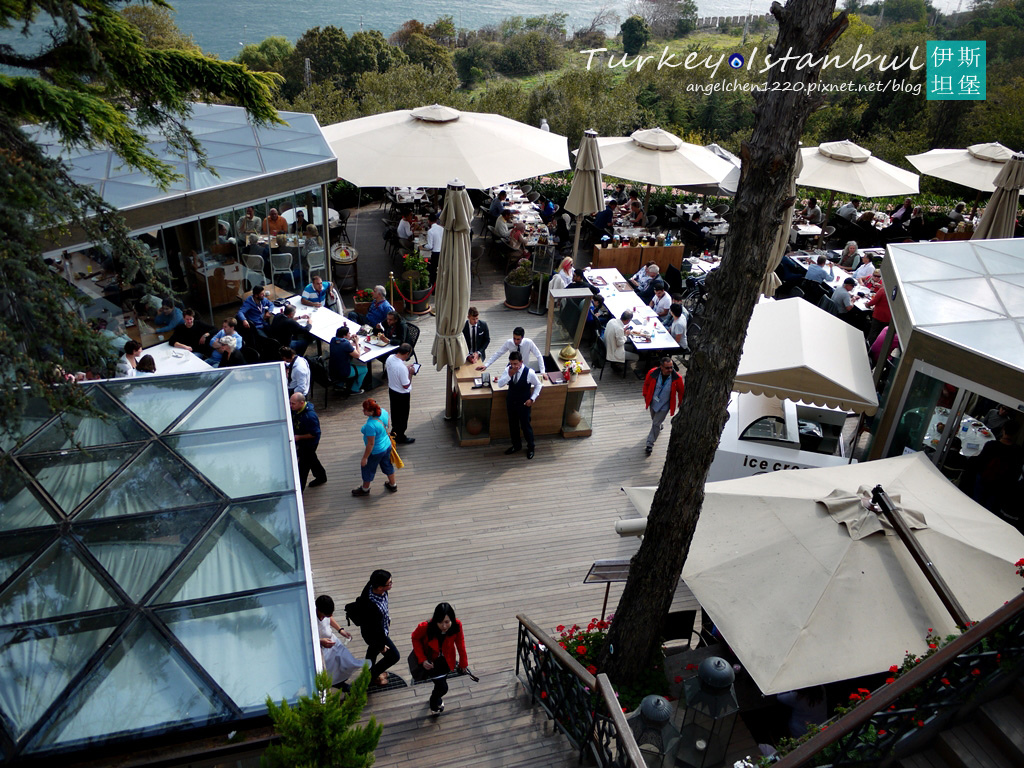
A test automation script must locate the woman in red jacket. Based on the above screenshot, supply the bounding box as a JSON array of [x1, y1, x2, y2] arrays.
[[410, 603, 469, 714]]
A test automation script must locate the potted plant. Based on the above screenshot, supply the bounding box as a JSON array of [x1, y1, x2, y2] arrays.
[[353, 287, 374, 317], [392, 251, 432, 314], [504, 257, 536, 310]]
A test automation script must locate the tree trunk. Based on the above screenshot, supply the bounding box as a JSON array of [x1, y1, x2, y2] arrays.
[[600, 0, 849, 682]]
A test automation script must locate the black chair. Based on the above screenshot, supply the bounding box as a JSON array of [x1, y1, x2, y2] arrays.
[[405, 322, 421, 363], [239, 347, 261, 365], [646, 214, 658, 230], [712, 204, 730, 217], [664, 264, 684, 295], [661, 610, 698, 651]]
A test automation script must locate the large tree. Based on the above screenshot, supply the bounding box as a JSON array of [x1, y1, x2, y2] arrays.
[[599, 0, 849, 682], [0, 0, 279, 444]]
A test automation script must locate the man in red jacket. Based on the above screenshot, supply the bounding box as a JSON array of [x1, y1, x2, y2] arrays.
[[643, 357, 685, 456]]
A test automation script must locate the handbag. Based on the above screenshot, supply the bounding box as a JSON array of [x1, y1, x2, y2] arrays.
[[408, 648, 449, 682], [375, 416, 404, 469]]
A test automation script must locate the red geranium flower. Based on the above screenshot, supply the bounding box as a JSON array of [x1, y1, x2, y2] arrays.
[[885, 677, 896, 684], [540, 691, 547, 699], [558, 642, 567, 650], [971, 668, 981, 676], [674, 675, 683, 683], [940, 678, 950, 686], [889, 665, 899, 674], [577, 645, 587, 655], [1015, 558, 1024, 566], [685, 663, 698, 671], [587, 665, 598, 675], [928, 643, 937, 649], [597, 620, 609, 630], [878, 729, 887, 736], [556, 625, 565, 632], [916, 720, 924, 727], [849, 693, 862, 701]]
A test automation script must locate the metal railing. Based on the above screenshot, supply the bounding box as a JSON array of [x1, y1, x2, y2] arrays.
[[774, 591, 1024, 768], [516, 614, 645, 768]]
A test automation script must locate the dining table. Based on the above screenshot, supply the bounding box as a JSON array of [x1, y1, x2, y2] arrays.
[[923, 407, 995, 458], [281, 296, 397, 388], [584, 267, 682, 353], [143, 341, 218, 377]]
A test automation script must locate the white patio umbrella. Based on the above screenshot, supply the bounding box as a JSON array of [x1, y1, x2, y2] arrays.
[[618, 453, 1024, 694], [320, 105, 570, 189], [677, 143, 742, 197], [431, 180, 473, 417], [564, 130, 605, 260], [972, 153, 1024, 240], [906, 142, 1022, 194], [797, 140, 920, 199], [591, 128, 735, 190]]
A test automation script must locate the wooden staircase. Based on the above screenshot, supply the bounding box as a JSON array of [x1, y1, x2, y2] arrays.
[[899, 681, 1024, 768], [362, 668, 579, 767]]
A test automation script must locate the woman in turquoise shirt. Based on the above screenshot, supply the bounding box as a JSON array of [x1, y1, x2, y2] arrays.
[[353, 398, 398, 496]]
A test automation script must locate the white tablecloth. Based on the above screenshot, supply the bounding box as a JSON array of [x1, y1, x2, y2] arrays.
[[144, 342, 216, 377], [282, 297, 396, 364], [584, 268, 681, 351], [924, 407, 995, 458]]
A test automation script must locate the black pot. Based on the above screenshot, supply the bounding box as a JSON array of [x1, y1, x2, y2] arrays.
[[503, 278, 532, 309]]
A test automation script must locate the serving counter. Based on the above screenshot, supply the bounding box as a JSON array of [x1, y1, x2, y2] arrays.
[[591, 244, 688, 276], [452, 354, 596, 447]]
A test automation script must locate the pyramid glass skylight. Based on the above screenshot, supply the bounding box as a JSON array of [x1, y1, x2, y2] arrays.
[[0, 364, 316, 761]]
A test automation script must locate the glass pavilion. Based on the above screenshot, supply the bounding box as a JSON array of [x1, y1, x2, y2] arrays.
[[867, 237, 1024, 467], [0, 364, 318, 763], [34, 102, 340, 337]]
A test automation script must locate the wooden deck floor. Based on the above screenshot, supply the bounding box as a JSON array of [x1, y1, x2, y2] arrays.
[[300, 206, 756, 764]]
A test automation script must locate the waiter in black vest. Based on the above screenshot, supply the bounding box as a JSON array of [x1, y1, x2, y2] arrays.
[[496, 351, 543, 459], [462, 306, 490, 363]]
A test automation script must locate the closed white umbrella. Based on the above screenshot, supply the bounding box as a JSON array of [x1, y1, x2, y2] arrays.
[[564, 130, 604, 260], [431, 180, 473, 418], [972, 153, 1024, 240], [321, 105, 570, 189], [591, 128, 735, 188], [619, 454, 1024, 694], [907, 142, 1022, 194], [797, 139, 920, 198]]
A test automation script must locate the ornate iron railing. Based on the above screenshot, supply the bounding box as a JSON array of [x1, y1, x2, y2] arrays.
[[515, 614, 645, 768], [775, 591, 1024, 768]]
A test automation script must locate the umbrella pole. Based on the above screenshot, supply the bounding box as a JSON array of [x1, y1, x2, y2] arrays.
[[871, 486, 972, 627], [644, 183, 651, 216], [445, 365, 455, 419], [571, 216, 582, 263]]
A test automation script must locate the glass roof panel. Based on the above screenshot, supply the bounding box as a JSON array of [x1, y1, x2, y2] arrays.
[[100, 181, 165, 208], [76, 442, 220, 522], [19, 388, 146, 454], [0, 612, 125, 740], [915, 277, 1000, 309], [206, 149, 265, 173], [104, 372, 218, 434], [974, 248, 1024, 276], [158, 587, 315, 711], [201, 125, 259, 145], [21, 444, 143, 514], [0, 530, 54, 587], [0, 539, 121, 625], [171, 366, 286, 433], [991, 279, 1024, 317], [188, 164, 254, 189], [166, 424, 294, 498], [77, 508, 218, 602], [0, 469, 60, 532], [0, 397, 51, 454], [260, 148, 329, 173], [903, 284, 1005, 326], [156, 496, 303, 605], [890, 249, 978, 281], [927, 319, 1024, 368], [71, 152, 111, 178], [28, 618, 229, 751]]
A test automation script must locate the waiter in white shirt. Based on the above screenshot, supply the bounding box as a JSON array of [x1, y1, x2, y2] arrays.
[[478, 327, 544, 373], [385, 343, 416, 444], [425, 211, 443, 287], [496, 351, 542, 459]]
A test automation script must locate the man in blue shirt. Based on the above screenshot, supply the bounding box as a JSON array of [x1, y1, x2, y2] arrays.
[[238, 284, 273, 334], [594, 201, 617, 233], [301, 275, 334, 309], [153, 298, 183, 331], [347, 285, 394, 327], [290, 393, 326, 489], [804, 255, 834, 284], [207, 318, 244, 366], [488, 190, 507, 223]]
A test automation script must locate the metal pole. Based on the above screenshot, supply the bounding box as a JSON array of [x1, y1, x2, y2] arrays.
[[871, 485, 972, 628]]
